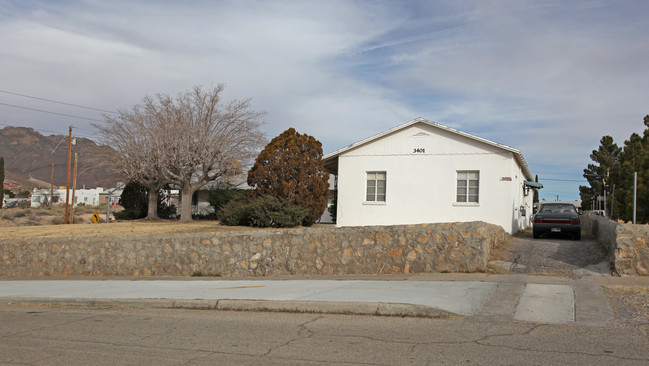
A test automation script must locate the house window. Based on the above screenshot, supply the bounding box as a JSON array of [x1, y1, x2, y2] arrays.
[[457, 171, 479, 203], [366, 171, 386, 202]]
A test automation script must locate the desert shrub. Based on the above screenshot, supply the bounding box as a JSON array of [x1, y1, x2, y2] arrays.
[[220, 195, 306, 228], [25, 214, 40, 226], [74, 205, 94, 214], [1, 211, 14, 220], [34, 209, 51, 216], [12, 209, 29, 218], [50, 217, 64, 225], [17, 200, 30, 209]]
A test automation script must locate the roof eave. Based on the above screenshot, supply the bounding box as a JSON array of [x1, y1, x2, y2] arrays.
[[323, 118, 535, 180]]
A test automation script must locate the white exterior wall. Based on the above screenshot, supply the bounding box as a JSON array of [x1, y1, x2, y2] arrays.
[[31, 188, 104, 208], [334, 124, 533, 234]]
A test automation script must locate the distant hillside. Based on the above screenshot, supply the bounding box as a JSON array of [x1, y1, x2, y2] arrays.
[[0, 126, 122, 191]]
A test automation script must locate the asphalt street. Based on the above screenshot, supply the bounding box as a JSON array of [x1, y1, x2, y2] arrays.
[[2, 304, 648, 365]]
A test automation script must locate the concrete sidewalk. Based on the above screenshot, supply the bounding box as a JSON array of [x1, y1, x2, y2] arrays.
[[0, 274, 620, 324]]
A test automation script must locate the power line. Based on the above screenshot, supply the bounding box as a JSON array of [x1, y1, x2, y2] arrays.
[[0, 122, 98, 140], [536, 171, 581, 176], [0, 89, 118, 114], [0, 122, 67, 135], [0, 102, 104, 123], [540, 178, 588, 182]]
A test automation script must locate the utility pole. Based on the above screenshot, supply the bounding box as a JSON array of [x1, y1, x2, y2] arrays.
[[70, 153, 78, 223], [50, 163, 54, 208], [64, 126, 72, 224]]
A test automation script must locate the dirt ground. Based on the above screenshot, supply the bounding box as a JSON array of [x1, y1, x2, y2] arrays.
[[604, 286, 649, 330]]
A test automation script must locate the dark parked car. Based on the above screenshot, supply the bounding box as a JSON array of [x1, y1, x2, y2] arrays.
[[532, 202, 581, 240]]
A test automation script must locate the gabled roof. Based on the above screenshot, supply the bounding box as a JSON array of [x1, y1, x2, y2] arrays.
[[323, 117, 533, 180]]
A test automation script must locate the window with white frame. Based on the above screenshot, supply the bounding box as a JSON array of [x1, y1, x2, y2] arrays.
[[456, 171, 479, 203], [366, 171, 386, 202]]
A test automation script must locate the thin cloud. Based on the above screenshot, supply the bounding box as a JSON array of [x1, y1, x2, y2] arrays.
[[0, 0, 647, 201]]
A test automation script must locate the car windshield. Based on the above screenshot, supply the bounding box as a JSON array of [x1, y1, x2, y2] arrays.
[[540, 205, 576, 214]]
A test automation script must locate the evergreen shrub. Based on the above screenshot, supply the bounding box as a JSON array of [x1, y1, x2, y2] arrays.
[[220, 195, 306, 228]]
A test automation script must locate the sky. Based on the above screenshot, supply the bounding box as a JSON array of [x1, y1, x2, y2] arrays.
[[1, 0, 648, 201]]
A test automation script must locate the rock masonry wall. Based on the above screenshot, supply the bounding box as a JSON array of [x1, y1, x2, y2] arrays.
[[0, 222, 507, 277], [582, 213, 649, 276]]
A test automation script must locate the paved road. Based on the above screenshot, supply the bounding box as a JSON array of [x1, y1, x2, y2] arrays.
[[2, 304, 648, 365]]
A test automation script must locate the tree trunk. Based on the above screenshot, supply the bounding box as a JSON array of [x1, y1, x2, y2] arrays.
[[179, 184, 194, 222], [146, 188, 159, 220]]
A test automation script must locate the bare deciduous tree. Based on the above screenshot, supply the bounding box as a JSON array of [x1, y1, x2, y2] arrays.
[[95, 84, 266, 221], [94, 100, 168, 219]]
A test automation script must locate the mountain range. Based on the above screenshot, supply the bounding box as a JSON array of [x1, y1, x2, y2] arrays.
[[0, 126, 122, 191]]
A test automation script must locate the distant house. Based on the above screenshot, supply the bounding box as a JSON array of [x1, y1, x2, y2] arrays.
[[190, 173, 252, 216], [323, 118, 542, 234], [98, 185, 125, 207], [31, 187, 106, 208]]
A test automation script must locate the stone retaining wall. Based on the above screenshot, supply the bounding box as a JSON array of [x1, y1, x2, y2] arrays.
[[1, 222, 506, 277], [582, 214, 649, 276]]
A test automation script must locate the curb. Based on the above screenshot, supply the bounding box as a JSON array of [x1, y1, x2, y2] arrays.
[[0, 297, 459, 318]]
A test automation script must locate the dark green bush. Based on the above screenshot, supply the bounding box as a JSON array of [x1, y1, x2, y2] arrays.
[[115, 181, 177, 220], [219, 199, 251, 226], [114, 207, 144, 220], [116, 181, 148, 220], [158, 204, 177, 219], [192, 212, 219, 220], [208, 187, 247, 219], [220, 195, 307, 228]]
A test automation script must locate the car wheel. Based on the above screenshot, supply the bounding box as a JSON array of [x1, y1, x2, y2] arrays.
[[533, 231, 540, 239], [574, 232, 581, 241]]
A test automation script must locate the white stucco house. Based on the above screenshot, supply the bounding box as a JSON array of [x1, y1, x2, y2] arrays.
[[31, 187, 106, 208], [323, 118, 542, 234]]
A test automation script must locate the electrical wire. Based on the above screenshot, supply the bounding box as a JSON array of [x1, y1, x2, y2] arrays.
[[0, 102, 104, 123], [0, 89, 118, 114], [539, 178, 587, 182], [0, 122, 97, 140]]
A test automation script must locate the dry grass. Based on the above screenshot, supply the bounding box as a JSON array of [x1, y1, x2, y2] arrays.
[[489, 234, 516, 262], [0, 205, 318, 239], [528, 269, 574, 277], [0, 219, 259, 240]]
